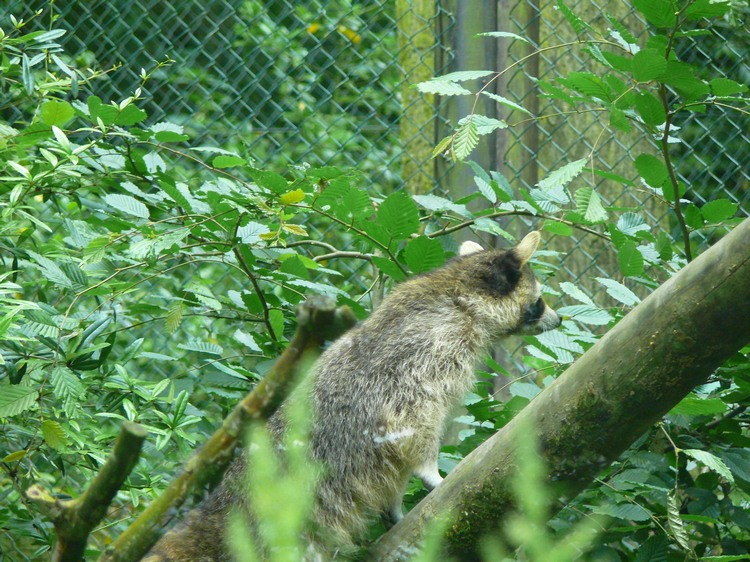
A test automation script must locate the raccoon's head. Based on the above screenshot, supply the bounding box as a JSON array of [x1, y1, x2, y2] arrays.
[[452, 232, 561, 337]]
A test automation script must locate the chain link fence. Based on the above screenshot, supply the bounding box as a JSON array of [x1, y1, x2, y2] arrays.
[[2, 1, 749, 559]]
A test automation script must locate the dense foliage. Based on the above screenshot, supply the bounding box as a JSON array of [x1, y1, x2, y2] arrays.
[[0, 1, 748, 560]]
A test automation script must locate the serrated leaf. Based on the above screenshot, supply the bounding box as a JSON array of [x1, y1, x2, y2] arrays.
[[115, 104, 147, 126], [431, 70, 495, 82], [279, 189, 305, 205], [41, 420, 68, 451], [432, 135, 453, 159], [372, 256, 407, 282], [701, 199, 738, 223], [685, 0, 731, 20], [635, 154, 668, 187], [213, 155, 246, 168], [268, 309, 284, 341], [177, 341, 223, 355], [557, 0, 593, 35], [575, 188, 608, 223], [480, 91, 531, 115], [537, 159, 586, 191], [102, 193, 150, 219], [2, 450, 27, 463], [415, 81, 472, 96], [617, 212, 650, 236], [635, 91, 666, 126], [671, 394, 727, 416], [709, 77, 748, 97], [404, 236, 445, 274], [618, 241, 645, 277], [559, 72, 612, 101], [633, 0, 677, 28], [685, 203, 703, 230], [463, 114, 508, 135], [50, 367, 84, 417], [559, 282, 594, 305], [413, 194, 471, 218], [557, 305, 613, 325], [377, 192, 420, 239], [282, 223, 308, 237], [595, 278, 640, 306], [632, 49, 667, 82], [594, 502, 652, 521], [0, 386, 38, 417], [476, 31, 530, 43], [237, 221, 270, 244], [667, 492, 691, 550], [166, 301, 183, 334], [26, 251, 73, 289], [542, 222, 573, 236], [454, 118, 479, 160], [684, 449, 734, 483]]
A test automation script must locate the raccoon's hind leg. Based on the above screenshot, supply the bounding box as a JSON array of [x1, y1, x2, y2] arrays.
[[414, 456, 443, 491]]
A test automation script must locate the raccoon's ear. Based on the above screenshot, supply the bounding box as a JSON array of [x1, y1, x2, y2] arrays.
[[459, 241, 484, 256], [513, 231, 541, 266]]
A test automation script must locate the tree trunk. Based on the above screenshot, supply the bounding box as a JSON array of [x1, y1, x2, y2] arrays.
[[368, 217, 750, 561]]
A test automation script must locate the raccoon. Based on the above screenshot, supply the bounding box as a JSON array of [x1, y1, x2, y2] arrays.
[[145, 231, 561, 561]]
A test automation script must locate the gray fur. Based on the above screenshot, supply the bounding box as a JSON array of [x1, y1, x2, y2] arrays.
[[145, 232, 561, 560]]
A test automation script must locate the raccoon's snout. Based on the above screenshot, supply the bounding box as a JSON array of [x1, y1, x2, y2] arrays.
[[518, 299, 562, 335]]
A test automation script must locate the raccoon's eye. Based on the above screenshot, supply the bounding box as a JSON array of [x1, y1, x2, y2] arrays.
[[524, 297, 545, 323]]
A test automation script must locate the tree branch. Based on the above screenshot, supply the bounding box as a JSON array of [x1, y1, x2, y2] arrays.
[[369, 217, 750, 560], [27, 422, 148, 562], [98, 296, 356, 562]]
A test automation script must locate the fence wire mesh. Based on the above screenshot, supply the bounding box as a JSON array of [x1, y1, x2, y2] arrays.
[[1, 0, 749, 559]]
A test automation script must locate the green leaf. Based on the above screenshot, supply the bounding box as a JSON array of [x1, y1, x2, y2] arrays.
[[575, 188, 608, 223], [453, 118, 479, 160], [102, 193, 150, 219], [617, 212, 650, 236], [559, 281, 594, 306], [415, 80, 472, 96], [537, 159, 586, 191], [671, 394, 727, 416], [404, 236, 445, 274], [684, 449, 734, 483], [556, 0, 593, 35], [476, 31, 530, 43], [152, 122, 190, 142], [0, 386, 38, 417], [377, 192, 420, 239], [115, 104, 148, 126], [617, 241, 645, 277], [558, 305, 613, 326], [595, 278, 640, 306], [413, 194, 471, 218], [664, 61, 709, 101], [709, 77, 748, 97], [433, 70, 495, 82], [667, 491, 690, 550], [559, 72, 612, 101], [50, 367, 84, 417], [701, 199, 738, 223], [609, 107, 632, 133], [634, 154, 668, 187], [685, 0, 731, 20], [632, 49, 667, 82], [177, 341, 223, 355], [634, 92, 666, 127], [372, 256, 407, 282], [684, 203, 703, 229], [40, 100, 75, 126], [41, 420, 69, 451], [269, 309, 284, 340], [480, 92, 531, 115], [471, 218, 513, 241], [166, 302, 183, 334], [542, 222, 573, 237], [633, 0, 677, 28], [213, 155, 246, 168], [26, 251, 73, 289], [594, 502, 652, 521]]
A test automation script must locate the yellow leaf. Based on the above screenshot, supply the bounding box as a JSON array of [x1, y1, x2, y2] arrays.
[[2, 450, 27, 463], [282, 224, 308, 237], [279, 189, 305, 205]]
